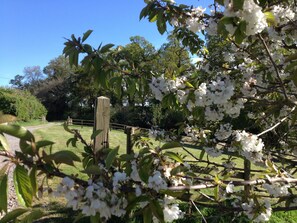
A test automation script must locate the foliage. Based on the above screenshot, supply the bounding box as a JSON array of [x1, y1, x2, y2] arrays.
[[1, 0, 297, 223], [0, 88, 47, 121], [10, 66, 45, 94], [111, 105, 153, 128]]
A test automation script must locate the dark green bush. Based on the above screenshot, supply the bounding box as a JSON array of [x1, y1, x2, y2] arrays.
[[0, 87, 47, 121], [111, 105, 153, 128]]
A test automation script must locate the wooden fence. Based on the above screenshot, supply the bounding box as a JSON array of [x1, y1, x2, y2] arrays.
[[66, 97, 150, 154], [66, 117, 144, 132]]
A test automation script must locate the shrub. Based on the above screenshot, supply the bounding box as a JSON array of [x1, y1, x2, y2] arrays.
[[0, 87, 47, 121]]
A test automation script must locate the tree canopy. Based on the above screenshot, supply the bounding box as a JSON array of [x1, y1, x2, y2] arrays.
[[1, 0, 297, 222]]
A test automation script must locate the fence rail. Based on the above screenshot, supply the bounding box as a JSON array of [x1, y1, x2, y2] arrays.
[[67, 117, 150, 132], [66, 116, 151, 154]]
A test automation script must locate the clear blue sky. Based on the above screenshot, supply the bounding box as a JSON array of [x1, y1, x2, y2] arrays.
[[0, 0, 209, 86]]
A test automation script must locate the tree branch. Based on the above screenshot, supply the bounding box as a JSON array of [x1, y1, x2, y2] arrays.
[[258, 34, 289, 100]]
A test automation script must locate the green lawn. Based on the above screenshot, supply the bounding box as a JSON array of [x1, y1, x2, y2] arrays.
[[14, 119, 49, 126]]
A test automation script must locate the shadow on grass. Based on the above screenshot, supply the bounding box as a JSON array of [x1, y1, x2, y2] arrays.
[[33, 201, 297, 223], [34, 202, 88, 223]]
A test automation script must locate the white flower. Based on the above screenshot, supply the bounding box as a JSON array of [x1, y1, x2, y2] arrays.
[[215, 123, 233, 141], [241, 199, 271, 222], [148, 171, 168, 192], [263, 183, 290, 197], [130, 160, 141, 182], [81, 205, 96, 216], [164, 203, 184, 222], [235, 130, 264, 163], [85, 185, 94, 199], [226, 182, 234, 193], [223, 0, 268, 36], [204, 147, 222, 157], [135, 185, 142, 197], [242, 0, 267, 35], [62, 177, 75, 188], [272, 5, 295, 25]]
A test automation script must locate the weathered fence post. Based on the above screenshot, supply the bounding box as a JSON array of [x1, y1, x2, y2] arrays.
[[94, 97, 110, 153], [67, 116, 73, 125]]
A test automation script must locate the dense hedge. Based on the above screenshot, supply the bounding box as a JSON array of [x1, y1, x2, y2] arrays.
[[0, 87, 47, 121]]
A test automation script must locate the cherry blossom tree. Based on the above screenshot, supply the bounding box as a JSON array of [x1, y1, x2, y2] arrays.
[[1, 0, 297, 222]]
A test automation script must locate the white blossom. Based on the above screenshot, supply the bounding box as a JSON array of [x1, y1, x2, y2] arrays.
[[226, 182, 234, 193], [263, 183, 290, 197], [148, 171, 168, 192], [235, 130, 264, 163]]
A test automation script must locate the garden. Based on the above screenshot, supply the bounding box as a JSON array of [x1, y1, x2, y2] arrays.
[[1, 0, 297, 222]]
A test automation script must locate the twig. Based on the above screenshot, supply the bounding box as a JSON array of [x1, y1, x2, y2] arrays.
[[168, 177, 297, 190], [257, 106, 296, 137], [191, 200, 208, 223], [258, 34, 289, 100]]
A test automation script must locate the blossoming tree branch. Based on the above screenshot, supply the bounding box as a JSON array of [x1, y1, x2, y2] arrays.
[[0, 0, 297, 222]]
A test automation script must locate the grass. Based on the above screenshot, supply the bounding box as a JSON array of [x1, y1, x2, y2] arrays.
[[31, 124, 297, 223], [14, 119, 49, 126]]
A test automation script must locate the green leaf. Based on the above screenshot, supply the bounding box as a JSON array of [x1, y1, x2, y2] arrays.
[[66, 138, 77, 147], [265, 11, 276, 26], [126, 78, 136, 98], [185, 81, 194, 88], [29, 167, 37, 198], [150, 200, 165, 223], [82, 165, 101, 175], [0, 208, 29, 223], [105, 146, 119, 169], [35, 140, 54, 149], [0, 124, 34, 142], [217, 16, 233, 37], [0, 133, 9, 151], [139, 165, 150, 183], [143, 206, 152, 223], [126, 195, 150, 212], [214, 185, 220, 201], [73, 213, 86, 223], [234, 23, 246, 44], [138, 156, 153, 183], [139, 5, 149, 20], [161, 142, 181, 150], [90, 214, 101, 223], [119, 154, 134, 161], [13, 165, 33, 207], [233, 0, 244, 10], [285, 61, 297, 72], [100, 44, 114, 53], [164, 151, 184, 163], [47, 150, 81, 166], [82, 30, 93, 42], [19, 139, 34, 155], [83, 44, 93, 53], [199, 150, 205, 160], [150, 13, 158, 22], [19, 209, 43, 223], [170, 165, 188, 175], [0, 173, 8, 213], [91, 129, 102, 140], [157, 10, 166, 34]]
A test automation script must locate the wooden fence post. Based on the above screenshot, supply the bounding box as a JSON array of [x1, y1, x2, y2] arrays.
[[94, 97, 110, 153]]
